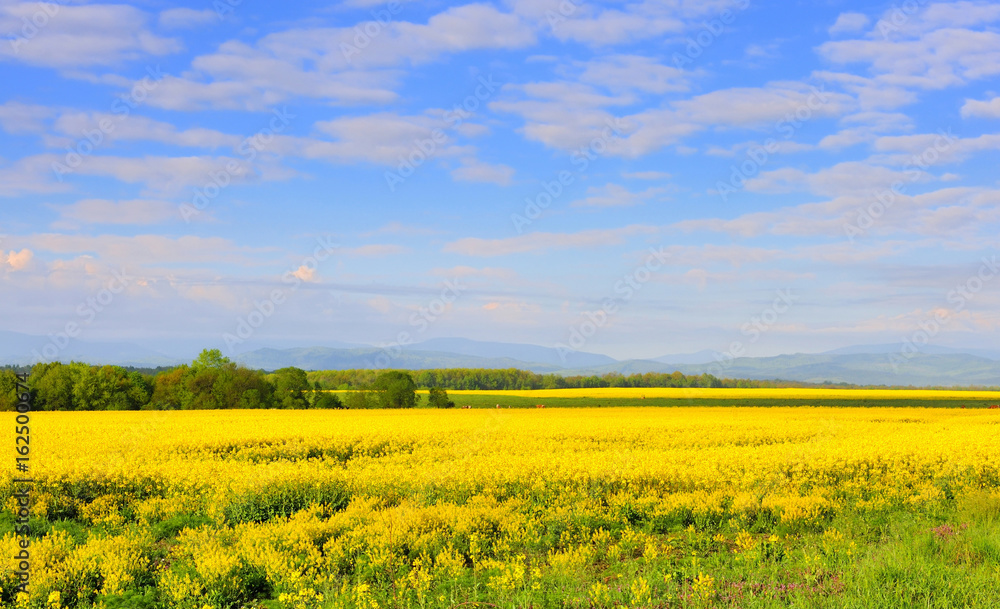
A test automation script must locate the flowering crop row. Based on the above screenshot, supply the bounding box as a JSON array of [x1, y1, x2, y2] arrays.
[[2, 407, 1000, 607]]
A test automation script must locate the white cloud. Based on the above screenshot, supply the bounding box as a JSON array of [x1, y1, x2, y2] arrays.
[[622, 170, 671, 180], [616, 83, 854, 156], [15, 233, 268, 267], [145, 4, 533, 111], [0, 154, 70, 197], [553, 9, 682, 45], [0, 3, 181, 68], [291, 265, 317, 282], [828, 12, 870, 35], [443, 225, 659, 256], [0, 101, 53, 134], [671, 82, 852, 127], [491, 81, 635, 150], [819, 306, 1000, 335], [158, 8, 217, 30], [53, 200, 181, 227], [65, 155, 269, 195], [39, 107, 499, 186], [497, 73, 857, 156], [4, 249, 34, 272], [899, 1, 1000, 33], [577, 55, 690, 93], [309, 112, 468, 166], [388, 3, 535, 58], [508, 0, 734, 46], [362, 222, 442, 237], [172, 283, 242, 309], [569, 183, 665, 208], [612, 110, 700, 156], [817, 111, 914, 149], [872, 132, 1000, 166], [450, 159, 515, 185], [339, 0, 420, 6], [146, 50, 401, 111], [818, 6, 1000, 98], [677, 183, 998, 242], [500, 43, 825, 156], [744, 161, 929, 197], [961, 96, 1000, 118], [340, 244, 409, 257], [366, 296, 393, 313], [430, 266, 520, 282], [814, 71, 916, 111], [49, 111, 239, 149]]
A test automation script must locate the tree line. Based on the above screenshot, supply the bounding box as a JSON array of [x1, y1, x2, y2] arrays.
[[308, 368, 747, 390], [0, 350, 446, 411], [5, 350, 922, 412]]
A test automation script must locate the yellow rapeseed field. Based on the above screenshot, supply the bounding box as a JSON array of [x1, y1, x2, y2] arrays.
[[440, 387, 1000, 399], [3, 407, 1000, 608]]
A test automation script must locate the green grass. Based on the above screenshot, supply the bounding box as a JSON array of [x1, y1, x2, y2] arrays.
[[7, 489, 1000, 608]]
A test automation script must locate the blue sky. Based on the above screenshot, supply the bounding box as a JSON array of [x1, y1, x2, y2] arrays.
[[1, 0, 999, 361]]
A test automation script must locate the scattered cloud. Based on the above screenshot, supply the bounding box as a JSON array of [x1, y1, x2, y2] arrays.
[[443, 225, 659, 256], [340, 244, 409, 257], [450, 159, 515, 185], [0, 3, 181, 68], [291, 265, 317, 282], [828, 12, 870, 35], [569, 183, 665, 208], [961, 96, 1000, 118], [52, 199, 181, 228], [362, 222, 442, 237], [818, 7, 1000, 97], [4, 248, 33, 272], [576, 54, 691, 94], [143, 4, 534, 110], [622, 170, 671, 180], [0, 101, 53, 134], [158, 8, 217, 30], [1, 0, 999, 355]]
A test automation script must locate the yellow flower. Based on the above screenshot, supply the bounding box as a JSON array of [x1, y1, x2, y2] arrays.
[[46, 591, 62, 609], [9, 404, 998, 609], [692, 572, 715, 601]]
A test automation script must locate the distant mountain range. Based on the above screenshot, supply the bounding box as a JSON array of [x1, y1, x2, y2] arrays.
[[563, 352, 1000, 387], [402, 337, 617, 368], [821, 343, 1000, 360], [235, 346, 564, 373], [2, 330, 999, 387], [0, 330, 181, 367]]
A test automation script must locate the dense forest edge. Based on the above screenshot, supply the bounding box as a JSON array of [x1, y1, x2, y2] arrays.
[[1, 349, 998, 411]]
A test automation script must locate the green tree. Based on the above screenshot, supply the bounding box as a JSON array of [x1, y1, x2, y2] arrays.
[[344, 388, 376, 409], [312, 392, 344, 409], [30, 362, 78, 410], [271, 367, 310, 409], [151, 353, 274, 410], [239, 388, 266, 409], [186, 366, 221, 409], [126, 370, 153, 408], [427, 386, 454, 409], [71, 365, 145, 410], [192, 348, 231, 371], [372, 370, 417, 409], [0, 370, 19, 411], [205, 365, 274, 410], [150, 365, 193, 410]]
